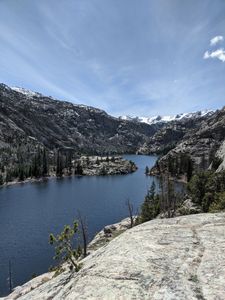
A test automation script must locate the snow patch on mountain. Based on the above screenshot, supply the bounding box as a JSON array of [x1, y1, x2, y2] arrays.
[[119, 110, 214, 125], [10, 85, 108, 116], [11, 87, 43, 98]]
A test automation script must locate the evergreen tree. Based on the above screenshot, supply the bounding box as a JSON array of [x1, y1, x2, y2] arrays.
[[56, 150, 63, 177], [18, 165, 25, 181], [145, 166, 149, 175], [186, 158, 193, 182], [188, 170, 225, 212], [5, 171, 12, 183], [96, 157, 100, 165], [99, 165, 107, 175], [75, 162, 83, 175], [140, 181, 160, 223], [49, 221, 82, 272], [42, 148, 48, 176], [0, 174, 4, 185], [32, 155, 39, 177]]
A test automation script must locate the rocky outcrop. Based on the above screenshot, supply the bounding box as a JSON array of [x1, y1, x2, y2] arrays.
[[138, 117, 205, 155], [151, 107, 225, 174], [216, 140, 225, 171], [4, 212, 225, 300], [76, 156, 137, 176], [88, 217, 135, 253]]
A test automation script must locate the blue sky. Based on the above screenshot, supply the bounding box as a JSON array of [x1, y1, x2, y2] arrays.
[[0, 0, 225, 116]]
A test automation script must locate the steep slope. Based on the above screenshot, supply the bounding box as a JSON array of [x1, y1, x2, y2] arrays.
[[137, 116, 207, 154], [5, 213, 225, 300], [0, 83, 223, 171], [0, 83, 158, 154], [216, 140, 225, 171], [151, 107, 225, 174]]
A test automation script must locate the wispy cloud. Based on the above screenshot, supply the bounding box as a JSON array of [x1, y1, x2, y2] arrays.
[[210, 35, 224, 46], [0, 0, 225, 116], [204, 35, 225, 63], [204, 49, 225, 62]]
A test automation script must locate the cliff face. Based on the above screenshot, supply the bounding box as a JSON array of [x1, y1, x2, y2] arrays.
[[216, 140, 225, 171], [153, 107, 225, 174], [5, 213, 225, 300], [137, 117, 206, 155]]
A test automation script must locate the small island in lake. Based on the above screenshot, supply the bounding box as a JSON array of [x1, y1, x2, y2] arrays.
[[74, 155, 137, 176]]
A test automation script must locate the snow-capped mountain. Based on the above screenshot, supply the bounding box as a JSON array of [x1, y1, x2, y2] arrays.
[[11, 86, 43, 98], [119, 110, 214, 125], [0, 83, 156, 154]]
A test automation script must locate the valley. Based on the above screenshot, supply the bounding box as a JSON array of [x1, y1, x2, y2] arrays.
[[0, 83, 225, 299]]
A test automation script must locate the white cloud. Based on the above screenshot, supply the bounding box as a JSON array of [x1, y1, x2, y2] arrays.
[[203, 48, 225, 62], [210, 35, 224, 46]]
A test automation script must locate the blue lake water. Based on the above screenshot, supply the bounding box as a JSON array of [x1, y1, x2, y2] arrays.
[[0, 154, 158, 296]]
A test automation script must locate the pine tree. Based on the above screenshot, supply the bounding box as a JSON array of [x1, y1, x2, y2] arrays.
[[42, 148, 48, 176], [145, 166, 149, 175], [32, 155, 39, 177], [49, 221, 82, 272], [18, 165, 25, 181], [96, 157, 100, 165], [140, 181, 159, 223], [56, 150, 63, 177], [186, 158, 193, 182], [75, 162, 83, 175], [0, 174, 4, 185]]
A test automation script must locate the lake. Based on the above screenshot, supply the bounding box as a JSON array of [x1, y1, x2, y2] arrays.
[[0, 154, 158, 296]]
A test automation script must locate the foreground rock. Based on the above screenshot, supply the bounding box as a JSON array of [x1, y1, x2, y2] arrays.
[[88, 217, 135, 253], [4, 213, 225, 299]]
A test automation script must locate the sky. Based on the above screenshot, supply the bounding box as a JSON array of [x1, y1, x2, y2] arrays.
[[0, 0, 225, 117]]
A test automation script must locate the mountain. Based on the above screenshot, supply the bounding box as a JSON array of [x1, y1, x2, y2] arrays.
[[0, 83, 159, 155], [150, 106, 225, 176], [137, 112, 214, 155], [1, 83, 224, 176], [119, 110, 214, 125], [120, 108, 225, 175]]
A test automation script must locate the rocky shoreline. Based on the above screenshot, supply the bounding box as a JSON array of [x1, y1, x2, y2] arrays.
[[76, 155, 137, 176]]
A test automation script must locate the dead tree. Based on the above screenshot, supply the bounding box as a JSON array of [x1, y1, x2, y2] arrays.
[[78, 212, 88, 257], [8, 260, 13, 293], [126, 199, 134, 228]]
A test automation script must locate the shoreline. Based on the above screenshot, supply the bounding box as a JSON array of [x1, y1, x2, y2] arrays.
[[2, 216, 134, 299], [148, 172, 188, 184], [0, 161, 138, 189], [0, 175, 54, 188]]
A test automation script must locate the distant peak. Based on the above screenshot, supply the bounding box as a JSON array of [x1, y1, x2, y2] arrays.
[[119, 110, 214, 125]]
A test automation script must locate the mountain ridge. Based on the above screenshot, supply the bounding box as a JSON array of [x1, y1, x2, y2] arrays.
[[119, 110, 215, 125], [0, 83, 158, 155], [0, 82, 224, 176]]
